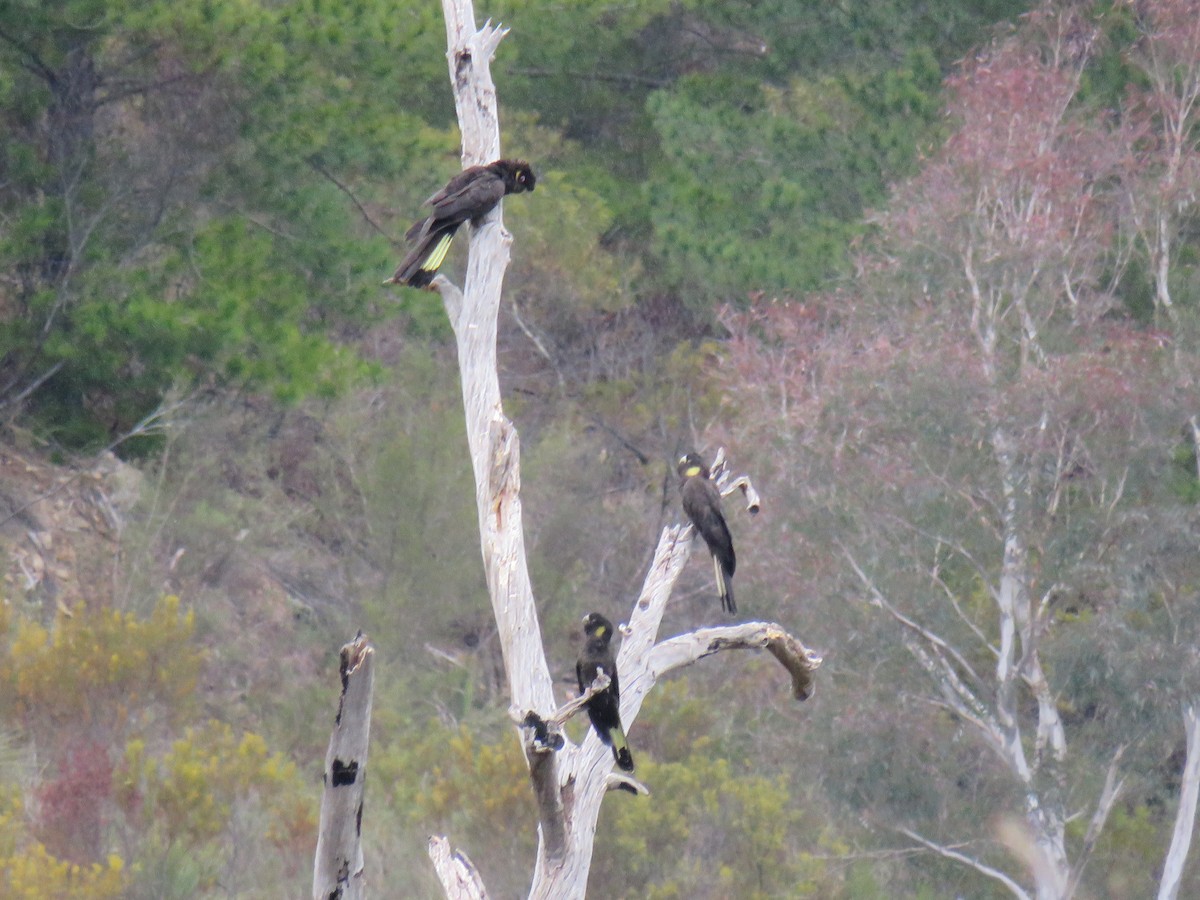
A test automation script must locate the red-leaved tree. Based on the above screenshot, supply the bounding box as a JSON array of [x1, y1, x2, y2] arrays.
[[720, 4, 1200, 898], [1118, 0, 1200, 323]]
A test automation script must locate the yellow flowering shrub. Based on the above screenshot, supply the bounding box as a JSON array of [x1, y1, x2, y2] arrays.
[[0, 595, 200, 734], [120, 720, 315, 849], [0, 788, 127, 899]]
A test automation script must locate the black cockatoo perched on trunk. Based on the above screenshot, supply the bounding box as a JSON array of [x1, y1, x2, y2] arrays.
[[384, 159, 536, 288]]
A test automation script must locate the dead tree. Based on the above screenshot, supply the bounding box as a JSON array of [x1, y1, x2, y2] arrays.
[[422, 1, 820, 897], [313, 633, 375, 900]]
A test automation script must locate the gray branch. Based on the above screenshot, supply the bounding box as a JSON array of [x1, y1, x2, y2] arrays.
[[647, 622, 822, 701], [898, 827, 1032, 900], [710, 446, 761, 514]]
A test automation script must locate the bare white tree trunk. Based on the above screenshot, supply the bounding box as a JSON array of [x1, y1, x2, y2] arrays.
[[845, 422, 1102, 900], [313, 634, 375, 900], [424, 5, 821, 898], [435, 2, 555, 717], [990, 427, 1069, 900], [1159, 703, 1200, 900]]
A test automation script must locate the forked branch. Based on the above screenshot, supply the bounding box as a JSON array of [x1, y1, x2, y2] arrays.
[[710, 446, 762, 513]]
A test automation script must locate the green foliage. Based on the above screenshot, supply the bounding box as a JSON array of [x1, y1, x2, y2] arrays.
[[506, 157, 625, 315], [1078, 0, 1145, 110], [592, 753, 842, 898], [373, 721, 537, 897], [1080, 803, 1162, 899], [0, 0, 459, 447], [11, 2, 1146, 898], [0, 757, 124, 898], [370, 705, 853, 898], [646, 50, 943, 307], [711, 5, 1200, 888], [120, 842, 212, 900], [381, 722, 534, 830], [120, 721, 315, 850], [1170, 438, 1200, 502], [329, 349, 489, 652], [490, 0, 1008, 316], [0, 0, 1033, 445], [580, 338, 726, 442]]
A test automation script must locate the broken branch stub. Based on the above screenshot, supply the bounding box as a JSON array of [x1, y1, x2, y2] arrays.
[[312, 633, 375, 900], [648, 622, 823, 701]]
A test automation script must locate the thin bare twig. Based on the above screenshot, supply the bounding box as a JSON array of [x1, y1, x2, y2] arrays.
[[898, 827, 1031, 900], [0, 360, 65, 418], [308, 157, 395, 243], [1067, 743, 1125, 898], [509, 294, 564, 389], [0, 394, 190, 530], [842, 546, 989, 692], [508, 66, 670, 89], [507, 671, 611, 741]]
